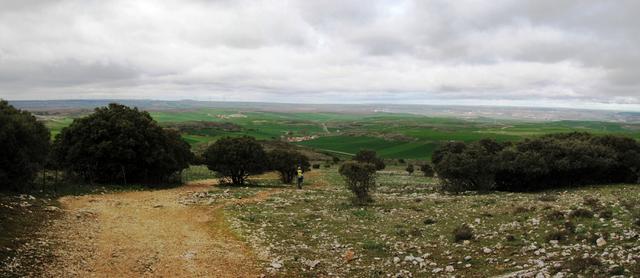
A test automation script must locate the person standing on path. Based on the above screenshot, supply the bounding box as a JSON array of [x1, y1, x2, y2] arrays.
[[296, 166, 304, 189]]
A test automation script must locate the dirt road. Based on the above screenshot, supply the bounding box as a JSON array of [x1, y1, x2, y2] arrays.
[[43, 181, 268, 277]]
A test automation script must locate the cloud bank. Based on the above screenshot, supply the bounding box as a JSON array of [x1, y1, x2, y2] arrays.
[[0, 0, 639, 110]]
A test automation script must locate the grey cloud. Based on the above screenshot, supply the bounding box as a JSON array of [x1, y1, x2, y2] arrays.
[[0, 0, 638, 110]]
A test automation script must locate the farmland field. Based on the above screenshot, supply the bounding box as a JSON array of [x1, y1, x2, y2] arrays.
[[42, 108, 640, 160]]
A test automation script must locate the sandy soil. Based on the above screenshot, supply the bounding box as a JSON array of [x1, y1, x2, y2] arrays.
[[42, 181, 270, 278]]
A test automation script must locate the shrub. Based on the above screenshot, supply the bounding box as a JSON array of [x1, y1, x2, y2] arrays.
[[339, 162, 377, 204], [0, 100, 50, 191], [398, 158, 406, 164], [53, 103, 192, 184], [405, 164, 414, 175], [453, 224, 474, 242], [204, 136, 268, 185], [546, 210, 565, 221], [583, 196, 601, 209], [564, 221, 576, 233], [312, 164, 321, 169], [420, 163, 435, 177], [598, 209, 613, 219], [569, 208, 594, 219], [332, 156, 340, 164], [423, 218, 436, 225], [546, 230, 568, 241], [354, 149, 385, 170], [268, 149, 310, 184]]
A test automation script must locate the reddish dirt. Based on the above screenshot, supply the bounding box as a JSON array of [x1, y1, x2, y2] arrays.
[[42, 181, 274, 278]]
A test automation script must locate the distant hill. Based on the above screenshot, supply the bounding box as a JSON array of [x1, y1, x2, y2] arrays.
[[8, 99, 640, 123]]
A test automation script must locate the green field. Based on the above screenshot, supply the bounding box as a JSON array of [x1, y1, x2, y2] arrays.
[[43, 109, 640, 160]]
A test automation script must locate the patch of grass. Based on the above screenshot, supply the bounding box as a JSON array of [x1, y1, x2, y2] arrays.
[[564, 257, 602, 273], [352, 209, 376, 219], [362, 240, 387, 255]]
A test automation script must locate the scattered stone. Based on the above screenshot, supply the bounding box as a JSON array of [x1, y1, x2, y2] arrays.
[[445, 265, 455, 272], [270, 261, 282, 269], [596, 237, 607, 247], [482, 247, 492, 254], [44, 206, 61, 212], [303, 259, 320, 269]]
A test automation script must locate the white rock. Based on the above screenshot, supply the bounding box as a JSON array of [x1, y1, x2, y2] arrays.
[[482, 247, 492, 254], [393, 257, 401, 264], [552, 272, 565, 278], [432, 268, 443, 273], [445, 265, 455, 272], [464, 256, 472, 261], [596, 237, 607, 247]]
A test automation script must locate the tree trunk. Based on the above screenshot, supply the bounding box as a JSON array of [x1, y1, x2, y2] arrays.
[[121, 165, 127, 185], [42, 167, 46, 191]]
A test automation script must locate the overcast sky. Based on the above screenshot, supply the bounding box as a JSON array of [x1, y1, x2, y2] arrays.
[[0, 0, 639, 110]]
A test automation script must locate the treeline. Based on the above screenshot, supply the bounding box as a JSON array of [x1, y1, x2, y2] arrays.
[[1, 101, 194, 190], [432, 133, 640, 192], [1, 101, 313, 191]]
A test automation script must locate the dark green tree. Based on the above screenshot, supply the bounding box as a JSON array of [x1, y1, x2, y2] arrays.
[[339, 162, 377, 204], [405, 164, 415, 175], [268, 149, 310, 184], [432, 141, 499, 193], [420, 163, 435, 177], [353, 149, 385, 170], [53, 103, 193, 184], [203, 136, 268, 185], [0, 100, 50, 191]]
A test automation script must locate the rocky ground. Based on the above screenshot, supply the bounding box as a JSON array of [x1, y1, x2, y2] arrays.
[[223, 168, 640, 277], [2, 168, 639, 277]]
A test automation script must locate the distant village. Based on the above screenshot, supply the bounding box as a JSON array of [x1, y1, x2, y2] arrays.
[[283, 135, 318, 142]]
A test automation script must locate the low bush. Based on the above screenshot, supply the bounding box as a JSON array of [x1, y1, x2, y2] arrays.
[[420, 163, 435, 177], [546, 230, 569, 241], [453, 224, 474, 242], [546, 210, 565, 221], [405, 164, 414, 175], [569, 208, 594, 219], [339, 162, 377, 205]]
